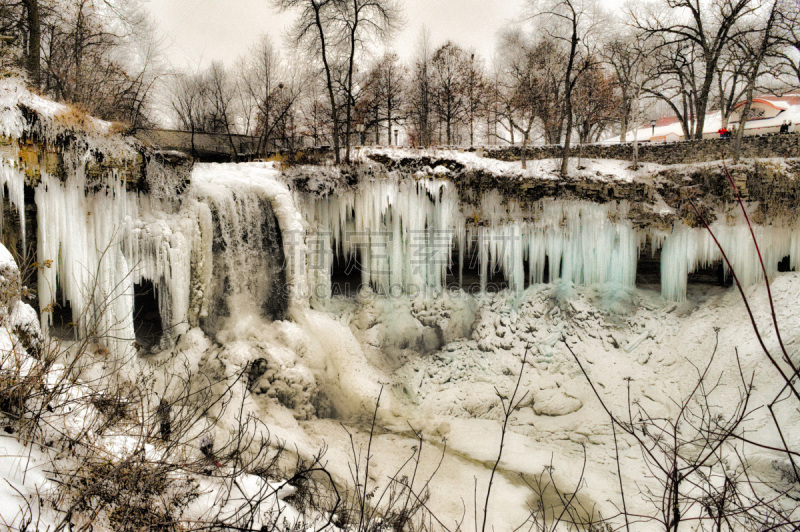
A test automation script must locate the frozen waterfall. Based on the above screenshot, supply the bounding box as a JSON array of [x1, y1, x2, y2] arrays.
[[3, 151, 798, 355]]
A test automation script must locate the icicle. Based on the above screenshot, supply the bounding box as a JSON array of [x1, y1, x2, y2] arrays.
[[656, 219, 797, 301], [35, 150, 137, 356], [0, 159, 27, 251]]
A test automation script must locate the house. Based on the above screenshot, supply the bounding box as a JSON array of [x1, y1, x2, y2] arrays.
[[608, 94, 800, 143]]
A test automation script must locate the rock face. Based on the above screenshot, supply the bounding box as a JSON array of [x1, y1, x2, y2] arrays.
[[365, 153, 800, 228]]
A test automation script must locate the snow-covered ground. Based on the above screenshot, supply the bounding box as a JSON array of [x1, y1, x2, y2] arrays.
[[364, 145, 665, 183], [135, 274, 799, 530]]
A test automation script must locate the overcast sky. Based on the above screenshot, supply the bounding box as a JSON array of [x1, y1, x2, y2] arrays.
[[145, 0, 533, 70]]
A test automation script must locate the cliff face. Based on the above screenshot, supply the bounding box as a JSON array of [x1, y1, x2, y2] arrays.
[[364, 151, 800, 228]]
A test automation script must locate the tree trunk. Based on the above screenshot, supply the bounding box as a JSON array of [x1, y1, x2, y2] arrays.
[[446, 115, 451, 145], [734, 88, 755, 161], [670, 466, 681, 532], [561, 31, 579, 177], [694, 90, 710, 140], [190, 123, 197, 158], [521, 132, 528, 170], [24, 0, 40, 87], [387, 102, 392, 146], [619, 106, 629, 142], [313, 2, 340, 164], [344, 3, 358, 164], [224, 122, 239, 163]]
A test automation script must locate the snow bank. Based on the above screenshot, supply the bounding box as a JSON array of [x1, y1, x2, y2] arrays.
[[0, 77, 134, 156]]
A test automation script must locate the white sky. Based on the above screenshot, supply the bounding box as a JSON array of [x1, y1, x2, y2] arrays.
[[145, 0, 534, 70]]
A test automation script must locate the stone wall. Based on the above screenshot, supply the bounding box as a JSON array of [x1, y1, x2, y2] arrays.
[[476, 133, 800, 164]]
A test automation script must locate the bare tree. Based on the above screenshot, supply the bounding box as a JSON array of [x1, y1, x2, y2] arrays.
[[239, 35, 302, 156], [334, 0, 401, 161], [496, 30, 540, 168], [529, 37, 569, 145], [774, 2, 800, 88], [274, 0, 342, 163], [715, 42, 751, 129], [297, 76, 331, 148], [528, 0, 599, 176], [731, 0, 784, 157], [359, 51, 406, 145], [633, 0, 758, 140], [205, 61, 240, 160], [23, 0, 39, 84], [407, 27, 433, 146], [604, 34, 648, 141], [572, 61, 619, 143], [464, 51, 487, 146], [170, 71, 206, 157], [430, 41, 470, 145]]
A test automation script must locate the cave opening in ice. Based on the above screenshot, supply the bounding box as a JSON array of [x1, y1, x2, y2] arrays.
[[49, 284, 74, 340], [133, 279, 164, 351], [778, 255, 794, 272], [446, 235, 509, 293], [330, 247, 364, 297], [635, 236, 661, 289], [687, 259, 731, 287]]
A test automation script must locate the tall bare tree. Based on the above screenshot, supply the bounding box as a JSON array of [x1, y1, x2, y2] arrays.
[[407, 27, 432, 146], [572, 62, 619, 143], [238, 35, 301, 156], [464, 51, 487, 146], [359, 52, 406, 145], [774, 2, 800, 88], [496, 30, 540, 168], [170, 71, 207, 157], [23, 0, 39, 84], [430, 41, 470, 145], [604, 35, 648, 141], [273, 0, 342, 163], [529, 0, 599, 176], [335, 0, 401, 161], [731, 0, 784, 157], [633, 0, 758, 140]]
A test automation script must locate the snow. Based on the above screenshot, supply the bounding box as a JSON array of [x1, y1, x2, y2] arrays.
[[365, 145, 663, 182], [150, 271, 799, 531], [0, 77, 135, 156]]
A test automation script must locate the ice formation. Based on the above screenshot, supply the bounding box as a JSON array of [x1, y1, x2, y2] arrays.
[[1, 144, 797, 359], [297, 174, 799, 303], [658, 221, 800, 301], [0, 160, 27, 250], [302, 176, 462, 297], [189, 163, 306, 315], [35, 153, 138, 355], [0, 70, 796, 353]]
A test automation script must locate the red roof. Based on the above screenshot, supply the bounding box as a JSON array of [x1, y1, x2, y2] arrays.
[[753, 94, 800, 106]]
